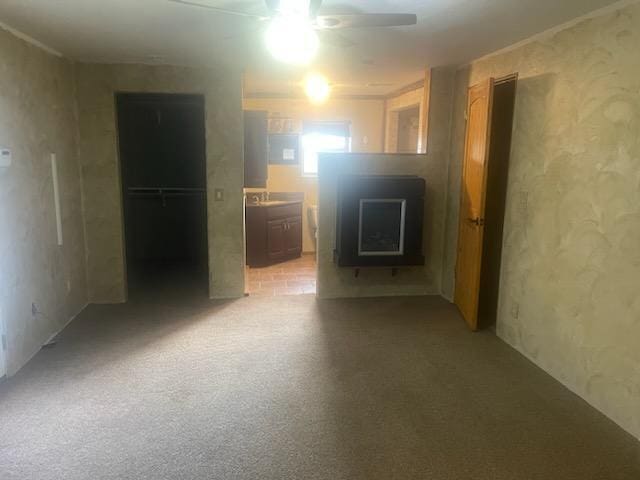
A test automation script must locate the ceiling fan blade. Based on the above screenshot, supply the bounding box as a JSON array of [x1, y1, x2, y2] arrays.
[[168, 0, 268, 20], [264, 0, 279, 14], [332, 82, 394, 88], [222, 23, 264, 41], [315, 13, 417, 29], [309, 0, 323, 16], [317, 30, 355, 48]]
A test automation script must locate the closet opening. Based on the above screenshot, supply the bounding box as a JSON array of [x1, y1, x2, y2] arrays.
[[116, 93, 209, 301]]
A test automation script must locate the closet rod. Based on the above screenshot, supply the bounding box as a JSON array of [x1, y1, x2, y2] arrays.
[[127, 187, 205, 193]]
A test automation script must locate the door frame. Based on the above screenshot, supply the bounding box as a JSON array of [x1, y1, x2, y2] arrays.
[[454, 78, 495, 331], [114, 92, 209, 297], [454, 74, 518, 330]]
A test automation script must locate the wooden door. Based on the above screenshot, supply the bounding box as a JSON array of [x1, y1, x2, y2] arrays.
[[454, 78, 495, 331], [284, 216, 303, 255], [267, 219, 286, 261]]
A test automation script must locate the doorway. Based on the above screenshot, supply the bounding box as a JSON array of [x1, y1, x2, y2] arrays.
[[396, 106, 421, 153], [454, 75, 517, 330], [116, 93, 208, 300]]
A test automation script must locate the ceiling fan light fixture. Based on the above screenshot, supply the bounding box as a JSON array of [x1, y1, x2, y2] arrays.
[[304, 73, 331, 104], [265, 14, 319, 65], [278, 0, 311, 16]]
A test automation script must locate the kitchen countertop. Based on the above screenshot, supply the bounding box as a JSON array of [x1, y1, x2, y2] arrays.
[[245, 200, 302, 208]]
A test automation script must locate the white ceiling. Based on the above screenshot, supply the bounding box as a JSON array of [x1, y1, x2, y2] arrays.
[[0, 0, 622, 95]]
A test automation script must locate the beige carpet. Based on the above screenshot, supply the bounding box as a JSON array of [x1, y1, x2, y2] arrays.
[[0, 294, 638, 479]]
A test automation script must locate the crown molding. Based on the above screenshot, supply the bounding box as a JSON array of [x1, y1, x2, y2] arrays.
[[244, 92, 386, 101], [385, 79, 425, 99], [467, 0, 640, 67], [0, 20, 62, 57]]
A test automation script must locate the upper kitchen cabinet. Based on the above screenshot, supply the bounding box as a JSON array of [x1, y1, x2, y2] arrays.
[[243, 110, 269, 188]]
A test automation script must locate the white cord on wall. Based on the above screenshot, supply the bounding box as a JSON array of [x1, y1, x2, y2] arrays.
[[51, 153, 63, 246]]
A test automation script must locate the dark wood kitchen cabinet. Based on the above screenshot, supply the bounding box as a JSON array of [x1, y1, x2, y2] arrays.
[[267, 219, 286, 261], [283, 216, 302, 255], [244, 110, 268, 188], [246, 201, 303, 267]]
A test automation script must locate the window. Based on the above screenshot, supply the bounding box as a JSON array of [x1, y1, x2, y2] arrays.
[[301, 122, 350, 176]]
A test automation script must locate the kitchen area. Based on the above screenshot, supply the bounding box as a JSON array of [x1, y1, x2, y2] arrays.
[[243, 110, 320, 296]]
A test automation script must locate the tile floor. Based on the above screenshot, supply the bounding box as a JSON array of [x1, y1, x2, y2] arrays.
[[246, 253, 316, 296]]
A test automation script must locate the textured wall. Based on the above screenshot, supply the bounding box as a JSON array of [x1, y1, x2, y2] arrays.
[[0, 27, 88, 374], [74, 63, 245, 302], [444, 3, 640, 438], [243, 97, 386, 252]]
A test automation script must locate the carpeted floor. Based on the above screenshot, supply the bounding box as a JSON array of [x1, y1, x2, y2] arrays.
[[0, 293, 638, 479]]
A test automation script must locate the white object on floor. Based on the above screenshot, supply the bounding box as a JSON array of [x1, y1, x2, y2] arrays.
[[308, 205, 318, 240]]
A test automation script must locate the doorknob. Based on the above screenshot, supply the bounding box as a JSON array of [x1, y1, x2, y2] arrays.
[[468, 217, 484, 226]]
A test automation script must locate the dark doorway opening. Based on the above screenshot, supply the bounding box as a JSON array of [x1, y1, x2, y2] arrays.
[[116, 93, 208, 300], [476, 76, 518, 329]]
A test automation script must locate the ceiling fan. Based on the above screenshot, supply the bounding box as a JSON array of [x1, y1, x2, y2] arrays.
[[169, 0, 418, 63], [170, 0, 417, 30]]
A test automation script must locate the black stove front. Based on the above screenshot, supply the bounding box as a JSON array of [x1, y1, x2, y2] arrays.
[[335, 175, 425, 267]]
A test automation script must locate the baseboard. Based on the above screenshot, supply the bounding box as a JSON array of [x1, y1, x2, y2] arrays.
[[6, 301, 88, 378], [496, 331, 640, 441], [43, 302, 88, 346]]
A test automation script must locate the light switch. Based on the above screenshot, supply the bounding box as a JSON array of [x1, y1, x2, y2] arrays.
[[214, 188, 224, 201], [0, 148, 11, 167]]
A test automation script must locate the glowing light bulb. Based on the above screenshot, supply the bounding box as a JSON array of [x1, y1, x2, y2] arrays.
[[265, 15, 319, 65], [304, 73, 331, 104]]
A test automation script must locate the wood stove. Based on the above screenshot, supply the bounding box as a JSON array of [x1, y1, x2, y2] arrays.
[[334, 175, 425, 267]]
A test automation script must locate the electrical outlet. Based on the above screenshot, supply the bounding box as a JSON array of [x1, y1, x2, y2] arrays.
[[0, 148, 11, 167]]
